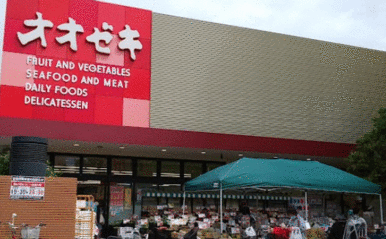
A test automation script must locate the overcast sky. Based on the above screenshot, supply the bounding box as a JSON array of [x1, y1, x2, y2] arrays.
[[0, 0, 386, 71]]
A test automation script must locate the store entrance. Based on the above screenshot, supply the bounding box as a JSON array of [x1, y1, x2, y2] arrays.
[[77, 180, 109, 227], [77, 179, 134, 237]]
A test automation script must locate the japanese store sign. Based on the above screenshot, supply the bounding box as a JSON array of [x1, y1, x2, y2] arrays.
[[0, 0, 151, 127], [17, 12, 142, 59], [10, 176, 45, 200]]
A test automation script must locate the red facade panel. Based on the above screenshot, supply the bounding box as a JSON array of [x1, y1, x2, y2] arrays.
[[1, 0, 152, 128]]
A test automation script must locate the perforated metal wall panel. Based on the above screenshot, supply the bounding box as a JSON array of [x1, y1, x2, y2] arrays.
[[150, 13, 386, 144]]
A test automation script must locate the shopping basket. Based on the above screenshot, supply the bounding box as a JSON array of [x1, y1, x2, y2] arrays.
[[21, 227, 41, 239]]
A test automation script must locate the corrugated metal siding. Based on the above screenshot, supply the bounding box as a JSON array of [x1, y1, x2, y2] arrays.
[[0, 176, 77, 239], [150, 13, 386, 144]]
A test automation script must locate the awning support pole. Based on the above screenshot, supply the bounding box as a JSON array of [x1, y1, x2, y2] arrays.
[[380, 194, 384, 224], [183, 191, 186, 215], [305, 190, 308, 222], [220, 183, 223, 233]]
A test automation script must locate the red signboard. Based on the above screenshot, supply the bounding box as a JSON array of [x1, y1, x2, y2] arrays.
[[1, 0, 152, 127], [110, 185, 124, 206]]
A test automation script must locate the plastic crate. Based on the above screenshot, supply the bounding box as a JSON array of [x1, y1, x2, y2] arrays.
[[21, 227, 40, 239]]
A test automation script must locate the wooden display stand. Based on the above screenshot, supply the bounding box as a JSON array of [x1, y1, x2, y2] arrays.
[[75, 195, 96, 239]]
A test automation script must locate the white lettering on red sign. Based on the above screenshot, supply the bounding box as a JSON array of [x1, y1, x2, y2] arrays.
[[118, 25, 143, 60], [17, 12, 142, 60], [86, 22, 114, 54], [56, 17, 84, 51], [17, 12, 53, 48]]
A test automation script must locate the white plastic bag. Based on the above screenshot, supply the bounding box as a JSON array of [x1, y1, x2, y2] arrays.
[[305, 222, 311, 230], [289, 227, 302, 239], [99, 213, 105, 225], [245, 226, 257, 237]]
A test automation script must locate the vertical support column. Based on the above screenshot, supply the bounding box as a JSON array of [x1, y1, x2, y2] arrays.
[[49, 153, 55, 168], [305, 191, 308, 221], [79, 155, 84, 175], [380, 194, 384, 224], [220, 183, 223, 233], [105, 182, 111, 231], [132, 159, 138, 216], [106, 156, 112, 188], [183, 191, 186, 215], [157, 160, 161, 181]]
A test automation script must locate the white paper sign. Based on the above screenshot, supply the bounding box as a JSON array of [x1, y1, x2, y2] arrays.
[[10, 176, 45, 200]]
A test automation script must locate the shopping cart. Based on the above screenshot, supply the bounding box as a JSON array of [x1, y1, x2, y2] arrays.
[[117, 227, 142, 239], [20, 223, 45, 239], [21, 227, 40, 239]]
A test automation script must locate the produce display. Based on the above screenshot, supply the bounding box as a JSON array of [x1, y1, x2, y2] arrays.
[[130, 206, 337, 239], [113, 194, 382, 239]]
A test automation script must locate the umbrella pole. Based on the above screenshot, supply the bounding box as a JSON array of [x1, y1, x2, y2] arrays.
[[305, 190, 308, 222], [183, 191, 186, 215], [220, 183, 223, 233], [380, 194, 384, 224]]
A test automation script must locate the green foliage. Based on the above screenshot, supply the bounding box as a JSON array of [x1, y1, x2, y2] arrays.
[[0, 148, 10, 175], [0, 148, 61, 177], [346, 107, 386, 192], [46, 159, 62, 177]]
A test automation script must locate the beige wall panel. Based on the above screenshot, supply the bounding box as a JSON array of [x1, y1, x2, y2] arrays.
[[150, 13, 386, 144]]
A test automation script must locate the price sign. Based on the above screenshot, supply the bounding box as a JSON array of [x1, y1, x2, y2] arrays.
[[10, 176, 45, 200]]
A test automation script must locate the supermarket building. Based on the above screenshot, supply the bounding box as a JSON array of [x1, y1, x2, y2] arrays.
[[1, 0, 386, 225]]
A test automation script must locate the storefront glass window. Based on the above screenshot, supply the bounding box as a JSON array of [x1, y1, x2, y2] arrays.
[[112, 158, 133, 176], [207, 162, 223, 172], [137, 160, 157, 177], [54, 155, 80, 174], [83, 157, 107, 175], [136, 183, 158, 214], [161, 161, 180, 178], [109, 183, 132, 225], [159, 184, 182, 193], [184, 162, 203, 179], [77, 180, 105, 201]]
